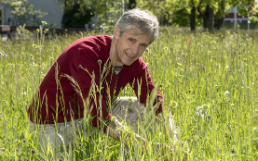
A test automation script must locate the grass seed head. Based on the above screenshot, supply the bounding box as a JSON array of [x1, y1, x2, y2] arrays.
[[31, 149, 36, 154]]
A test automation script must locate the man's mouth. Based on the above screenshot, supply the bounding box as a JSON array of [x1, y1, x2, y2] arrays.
[[125, 52, 134, 59]]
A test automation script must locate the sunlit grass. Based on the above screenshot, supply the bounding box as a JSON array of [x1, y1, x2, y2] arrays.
[[0, 27, 258, 160]]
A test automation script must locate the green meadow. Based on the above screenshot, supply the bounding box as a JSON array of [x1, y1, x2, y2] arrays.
[[1, 27, 258, 160]]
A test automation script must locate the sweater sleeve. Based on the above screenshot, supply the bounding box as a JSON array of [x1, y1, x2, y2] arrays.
[[130, 63, 163, 115], [69, 47, 112, 129]]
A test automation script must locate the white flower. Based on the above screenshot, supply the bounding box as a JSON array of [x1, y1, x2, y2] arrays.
[[224, 90, 229, 95]]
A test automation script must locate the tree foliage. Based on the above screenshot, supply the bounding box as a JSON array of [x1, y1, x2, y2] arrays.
[[90, 0, 124, 30], [0, 0, 48, 25], [61, 0, 94, 28], [59, 0, 131, 30], [137, 0, 257, 30], [137, 0, 169, 25]]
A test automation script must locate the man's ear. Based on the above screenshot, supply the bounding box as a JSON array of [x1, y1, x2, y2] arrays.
[[114, 27, 120, 39]]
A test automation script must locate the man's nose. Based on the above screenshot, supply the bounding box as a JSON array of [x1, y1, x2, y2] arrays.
[[131, 45, 139, 55]]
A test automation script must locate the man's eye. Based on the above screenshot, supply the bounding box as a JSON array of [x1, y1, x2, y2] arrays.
[[140, 44, 146, 48], [129, 39, 134, 42]]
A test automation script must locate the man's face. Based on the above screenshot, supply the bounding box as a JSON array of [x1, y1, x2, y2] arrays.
[[112, 27, 151, 67]]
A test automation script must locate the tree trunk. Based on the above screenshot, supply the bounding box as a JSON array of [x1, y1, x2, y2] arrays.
[[214, 0, 225, 30], [128, 0, 137, 9], [190, 6, 196, 31], [214, 16, 224, 30], [203, 5, 213, 30]]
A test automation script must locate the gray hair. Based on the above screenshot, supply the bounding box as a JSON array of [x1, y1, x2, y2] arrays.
[[115, 8, 159, 44]]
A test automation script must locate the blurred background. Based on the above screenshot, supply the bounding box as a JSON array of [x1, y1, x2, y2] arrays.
[[1, 0, 258, 36]]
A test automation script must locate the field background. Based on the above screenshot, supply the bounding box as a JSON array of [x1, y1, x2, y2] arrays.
[[1, 26, 258, 160]]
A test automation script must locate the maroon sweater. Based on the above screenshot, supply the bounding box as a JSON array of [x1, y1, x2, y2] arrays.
[[28, 35, 163, 128]]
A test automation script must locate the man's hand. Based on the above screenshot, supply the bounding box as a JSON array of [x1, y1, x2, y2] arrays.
[[106, 118, 148, 150]]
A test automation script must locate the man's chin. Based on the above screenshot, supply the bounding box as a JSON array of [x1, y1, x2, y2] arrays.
[[123, 62, 134, 67]]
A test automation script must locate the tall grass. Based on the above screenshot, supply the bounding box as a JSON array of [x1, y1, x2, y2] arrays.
[[0, 26, 258, 160]]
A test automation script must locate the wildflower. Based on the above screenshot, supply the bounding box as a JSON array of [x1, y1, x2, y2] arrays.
[[0, 52, 7, 57], [249, 37, 253, 40], [253, 127, 258, 131], [146, 48, 149, 52], [224, 90, 229, 95], [99, 25, 103, 28], [182, 53, 185, 56]]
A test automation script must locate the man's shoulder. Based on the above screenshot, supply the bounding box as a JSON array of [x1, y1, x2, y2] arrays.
[[125, 57, 148, 75], [63, 35, 112, 59], [69, 35, 112, 50], [134, 57, 148, 69]]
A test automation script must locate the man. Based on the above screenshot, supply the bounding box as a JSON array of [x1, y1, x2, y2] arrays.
[[28, 8, 178, 159]]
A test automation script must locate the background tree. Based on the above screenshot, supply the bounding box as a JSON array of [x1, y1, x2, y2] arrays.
[[157, 0, 255, 31], [128, 0, 137, 9], [61, 0, 94, 28], [0, 0, 48, 25], [137, 0, 170, 25]]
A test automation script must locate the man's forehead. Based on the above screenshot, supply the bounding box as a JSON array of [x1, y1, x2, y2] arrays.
[[126, 29, 151, 40]]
